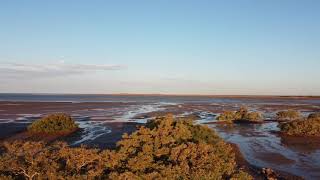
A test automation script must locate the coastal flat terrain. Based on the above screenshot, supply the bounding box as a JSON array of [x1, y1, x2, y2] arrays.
[[0, 95, 320, 179]]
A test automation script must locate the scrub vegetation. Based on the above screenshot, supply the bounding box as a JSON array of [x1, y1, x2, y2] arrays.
[[0, 114, 252, 180], [279, 113, 320, 136], [308, 112, 320, 119], [27, 113, 78, 134], [216, 107, 263, 123], [276, 110, 301, 121]]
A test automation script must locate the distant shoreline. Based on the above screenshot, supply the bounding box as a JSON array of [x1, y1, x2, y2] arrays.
[[1, 93, 320, 99]]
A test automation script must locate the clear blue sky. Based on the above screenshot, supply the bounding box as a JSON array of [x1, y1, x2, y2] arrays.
[[0, 0, 319, 95]]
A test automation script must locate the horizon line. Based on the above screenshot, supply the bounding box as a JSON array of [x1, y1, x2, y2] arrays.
[[1, 92, 320, 98]]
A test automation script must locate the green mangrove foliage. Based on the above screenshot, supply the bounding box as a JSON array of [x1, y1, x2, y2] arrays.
[[216, 107, 262, 123], [27, 113, 78, 134], [0, 114, 252, 180], [276, 110, 301, 121], [279, 115, 320, 136], [216, 111, 236, 122]]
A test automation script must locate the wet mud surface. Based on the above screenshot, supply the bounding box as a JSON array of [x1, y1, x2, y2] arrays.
[[0, 96, 320, 179]]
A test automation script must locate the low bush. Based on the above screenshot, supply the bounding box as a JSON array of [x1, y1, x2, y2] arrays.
[[217, 107, 262, 123], [216, 111, 236, 122], [276, 110, 301, 121], [244, 112, 263, 122], [0, 114, 252, 179], [279, 116, 320, 136], [308, 112, 320, 119], [27, 113, 78, 134], [230, 170, 254, 180], [234, 106, 249, 120]]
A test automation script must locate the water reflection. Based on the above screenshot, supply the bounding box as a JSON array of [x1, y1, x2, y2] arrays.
[[207, 122, 320, 179]]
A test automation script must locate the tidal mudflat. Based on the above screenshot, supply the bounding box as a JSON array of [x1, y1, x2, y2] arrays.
[[0, 95, 320, 179]]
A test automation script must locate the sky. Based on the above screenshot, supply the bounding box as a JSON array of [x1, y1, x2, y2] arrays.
[[0, 0, 319, 95]]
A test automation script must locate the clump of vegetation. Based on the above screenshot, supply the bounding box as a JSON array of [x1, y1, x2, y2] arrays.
[[216, 111, 236, 122], [27, 113, 78, 134], [308, 112, 320, 119], [234, 106, 249, 120], [276, 110, 301, 121], [217, 107, 263, 123], [230, 170, 254, 180], [244, 112, 263, 122], [279, 115, 320, 136], [109, 114, 244, 179], [0, 141, 103, 179], [0, 114, 252, 179]]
